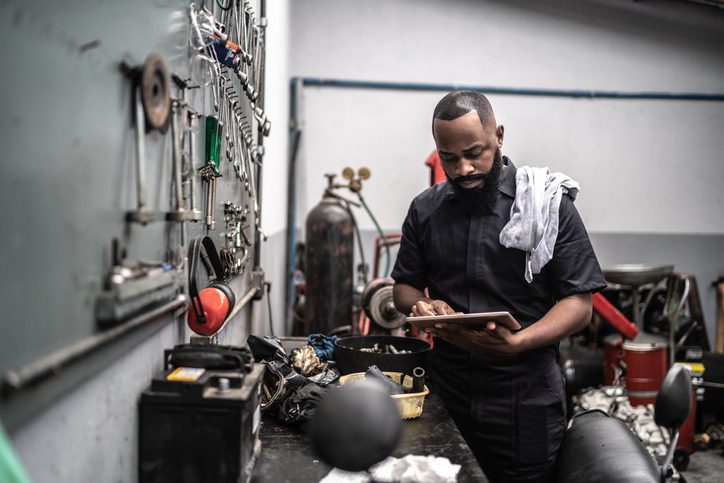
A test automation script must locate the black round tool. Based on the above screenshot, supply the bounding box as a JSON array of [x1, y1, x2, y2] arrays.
[[309, 380, 401, 472]]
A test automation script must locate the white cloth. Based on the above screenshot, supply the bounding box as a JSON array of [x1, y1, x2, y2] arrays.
[[371, 455, 460, 483], [318, 455, 461, 483], [499, 166, 580, 283]]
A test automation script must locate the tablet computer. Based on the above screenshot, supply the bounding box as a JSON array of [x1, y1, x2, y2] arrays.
[[408, 311, 521, 331]]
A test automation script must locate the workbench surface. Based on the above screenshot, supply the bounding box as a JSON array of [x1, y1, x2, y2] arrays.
[[251, 393, 488, 482]]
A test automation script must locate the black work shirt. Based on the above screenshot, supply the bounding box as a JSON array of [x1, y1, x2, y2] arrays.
[[392, 156, 607, 335], [391, 157, 607, 474]]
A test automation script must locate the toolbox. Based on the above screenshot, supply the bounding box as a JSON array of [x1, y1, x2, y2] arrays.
[[139, 344, 264, 483]]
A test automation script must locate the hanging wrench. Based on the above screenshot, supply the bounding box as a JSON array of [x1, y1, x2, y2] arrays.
[[200, 164, 218, 230], [126, 84, 157, 224], [167, 100, 201, 221], [186, 110, 203, 220]]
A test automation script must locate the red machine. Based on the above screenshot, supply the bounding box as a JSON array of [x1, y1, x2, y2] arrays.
[[604, 333, 669, 406]]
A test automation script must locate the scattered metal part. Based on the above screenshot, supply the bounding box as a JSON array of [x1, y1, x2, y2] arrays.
[[359, 343, 411, 355], [574, 386, 671, 462]]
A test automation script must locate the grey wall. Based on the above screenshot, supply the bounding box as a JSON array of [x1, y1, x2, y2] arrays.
[[1, 0, 287, 481], [289, 0, 724, 339]]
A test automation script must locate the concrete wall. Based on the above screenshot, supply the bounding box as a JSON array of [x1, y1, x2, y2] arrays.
[[289, 0, 724, 336], [4, 0, 288, 481]]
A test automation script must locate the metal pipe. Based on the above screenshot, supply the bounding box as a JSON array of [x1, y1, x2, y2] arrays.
[[228, 285, 259, 320], [134, 85, 147, 209], [189, 118, 198, 213], [2, 295, 188, 394], [215, 285, 259, 335], [171, 102, 184, 210], [284, 78, 303, 334], [253, 0, 267, 269], [297, 77, 724, 102]]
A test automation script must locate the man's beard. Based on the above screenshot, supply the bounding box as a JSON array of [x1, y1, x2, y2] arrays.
[[446, 148, 504, 215]]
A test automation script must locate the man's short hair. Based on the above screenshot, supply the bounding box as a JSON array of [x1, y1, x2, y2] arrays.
[[432, 90, 496, 135]]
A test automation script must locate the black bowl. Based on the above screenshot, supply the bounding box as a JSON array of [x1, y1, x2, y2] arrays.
[[334, 335, 431, 376]]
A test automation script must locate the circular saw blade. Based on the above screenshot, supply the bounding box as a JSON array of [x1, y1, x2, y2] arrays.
[[141, 52, 171, 132]]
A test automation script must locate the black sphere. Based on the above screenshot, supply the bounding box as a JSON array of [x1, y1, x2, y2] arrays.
[[309, 380, 402, 472]]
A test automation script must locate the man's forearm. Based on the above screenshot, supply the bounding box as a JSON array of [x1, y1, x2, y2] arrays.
[[516, 292, 592, 352], [393, 283, 429, 314]]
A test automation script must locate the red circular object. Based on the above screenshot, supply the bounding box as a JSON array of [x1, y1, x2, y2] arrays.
[[187, 287, 231, 336]]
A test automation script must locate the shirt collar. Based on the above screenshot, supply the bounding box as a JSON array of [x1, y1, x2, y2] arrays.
[[498, 156, 516, 198]]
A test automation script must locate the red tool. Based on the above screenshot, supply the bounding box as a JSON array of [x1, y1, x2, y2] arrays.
[[592, 293, 639, 340]]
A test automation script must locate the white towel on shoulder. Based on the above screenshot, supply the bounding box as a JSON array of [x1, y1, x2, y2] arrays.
[[499, 166, 580, 283]]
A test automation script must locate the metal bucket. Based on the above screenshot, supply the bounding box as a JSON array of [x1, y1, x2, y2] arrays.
[[604, 333, 669, 406], [334, 335, 430, 376], [623, 333, 669, 406]]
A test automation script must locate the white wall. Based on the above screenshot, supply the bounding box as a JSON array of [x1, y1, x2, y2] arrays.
[[288, 0, 724, 337], [290, 0, 724, 235], [253, 0, 291, 336], [259, 0, 291, 235]]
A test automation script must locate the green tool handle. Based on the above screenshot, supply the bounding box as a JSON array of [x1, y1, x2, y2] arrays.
[[205, 116, 222, 173], [0, 423, 32, 483]]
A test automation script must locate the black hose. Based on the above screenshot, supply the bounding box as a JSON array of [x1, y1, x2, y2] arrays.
[[343, 201, 368, 285], [358, 193, 390, 277], [266, 281, 274, 336]]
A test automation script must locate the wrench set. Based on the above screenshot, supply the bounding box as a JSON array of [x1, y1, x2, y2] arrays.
[[121, 1, 268, 278], [102, 0, 268, 328], [186, 0, 268, 274]]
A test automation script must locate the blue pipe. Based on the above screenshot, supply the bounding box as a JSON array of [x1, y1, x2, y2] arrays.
[[297, 77, 724, 102], [284, 79, 300, 334]]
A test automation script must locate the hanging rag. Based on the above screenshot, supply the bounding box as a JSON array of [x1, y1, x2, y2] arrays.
[[499, 166, 580, 283], [308, 333, 337, 361]]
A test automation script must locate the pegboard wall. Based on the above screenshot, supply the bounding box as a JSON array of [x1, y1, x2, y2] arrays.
[[0, 0, 270, 426]]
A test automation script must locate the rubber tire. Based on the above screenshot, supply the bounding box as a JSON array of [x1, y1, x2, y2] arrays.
[[673, 448, 690, 472]]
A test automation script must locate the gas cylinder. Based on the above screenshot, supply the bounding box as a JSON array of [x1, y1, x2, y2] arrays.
[[305, 175, 354, 334]]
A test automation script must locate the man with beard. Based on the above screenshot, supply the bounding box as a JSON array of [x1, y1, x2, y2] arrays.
[[391, 91, 606, 483]]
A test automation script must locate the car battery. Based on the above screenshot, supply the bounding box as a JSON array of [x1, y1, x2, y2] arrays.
[[139, 345, 264, 483]]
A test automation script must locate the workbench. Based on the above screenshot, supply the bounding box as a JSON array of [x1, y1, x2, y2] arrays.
[[251, 393, 488, 482]]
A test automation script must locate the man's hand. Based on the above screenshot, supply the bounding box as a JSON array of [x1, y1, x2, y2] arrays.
[[424, 292, 593, 357], [427, 321, 524, 357], [409, 299, 457, 316]]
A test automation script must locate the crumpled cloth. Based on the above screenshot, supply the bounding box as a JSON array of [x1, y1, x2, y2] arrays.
[[291, 344, 328, 377], [319, 469, 370, 483], [308, 333, 337, 361], [318, 455, 461, 483], [499, 166, 579, 282], [278, 383, 327, 425]]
